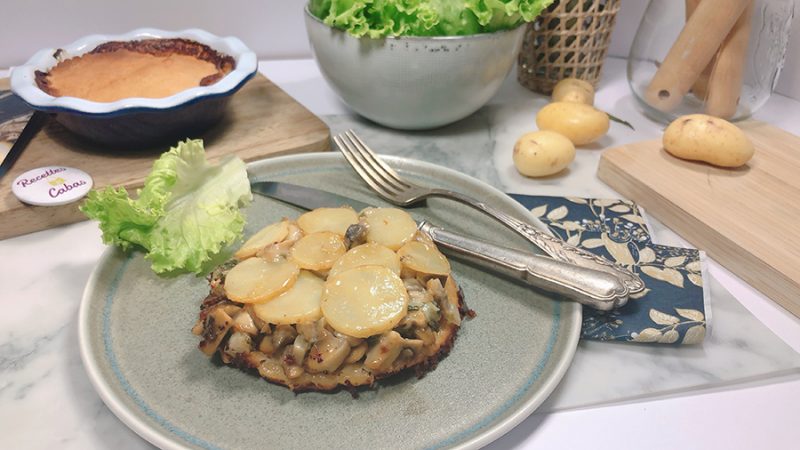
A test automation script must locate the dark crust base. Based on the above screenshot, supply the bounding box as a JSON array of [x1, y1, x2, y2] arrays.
[[208, 286, 472, 394], [35, 38, 236, 95], [228, 319, 462, 394]]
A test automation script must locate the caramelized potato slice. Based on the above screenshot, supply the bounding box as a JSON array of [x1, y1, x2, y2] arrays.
[[362, 207, 417, 251], [329, 243, 402, 278], [224, 257, 299, 303], [289, 232, 347, 271], [397, 240, 451, 276], [322, 265, 409, 338], [234, 220, 290, 260], [252, 271, 324, 325], [297, 207, 359, 236]]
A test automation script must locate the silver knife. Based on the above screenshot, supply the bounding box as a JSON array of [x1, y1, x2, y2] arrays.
[[251, 181, 631, 310]]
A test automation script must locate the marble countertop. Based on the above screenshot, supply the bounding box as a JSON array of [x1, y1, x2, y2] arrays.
[[2, 57, 800, 450]]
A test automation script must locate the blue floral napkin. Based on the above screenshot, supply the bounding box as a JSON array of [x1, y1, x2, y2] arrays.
[[508, 194, 709, 345]]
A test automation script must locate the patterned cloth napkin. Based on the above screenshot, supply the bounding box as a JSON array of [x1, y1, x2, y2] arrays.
[[508, 194, 709, 345]]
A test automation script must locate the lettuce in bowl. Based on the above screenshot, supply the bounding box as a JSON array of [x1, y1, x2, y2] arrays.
[[81, 139, 252, 275], [309, 0, 555, 38]]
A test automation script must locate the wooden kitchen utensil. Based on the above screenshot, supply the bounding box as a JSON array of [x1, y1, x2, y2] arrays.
[[0, 74, 330, 240], [597, 121, 800, 318], [705, 0, 755, 118], [685, 0, 714, 100], [645, 0, 750, 112]]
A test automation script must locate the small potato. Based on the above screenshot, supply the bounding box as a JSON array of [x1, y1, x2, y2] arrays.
[[552, 78, 595, 105], [663, 114, 754, 168], [536, 102, 609, 145], [513, 130, 575, 177]]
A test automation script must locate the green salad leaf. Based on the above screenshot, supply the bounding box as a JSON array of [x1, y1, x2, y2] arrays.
[[309, 0, 554, 38], [81, 139, 252, 275]]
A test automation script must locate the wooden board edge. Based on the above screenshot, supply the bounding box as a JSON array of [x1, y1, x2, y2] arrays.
[[0, 138, 334, 241], [597, 152, 800, 318]]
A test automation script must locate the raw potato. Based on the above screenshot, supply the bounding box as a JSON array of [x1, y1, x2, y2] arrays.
[[536, 102, 610, 145], [251, 271, 324, 325], [551, 78, 595, 105], [663, 114, 754, 168], [362, 207, 418, 251], [234, 220, 290, 260], [224, 257, 300, 303], [329, 243, 402, 277], [289, 232, 347, 271], [322, 265, 409, 338], [297, 207, 359, 236], [513, 130, 575, 177], [397, 240, 451, 276]]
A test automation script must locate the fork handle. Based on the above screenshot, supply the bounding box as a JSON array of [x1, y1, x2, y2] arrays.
[[428, 189, 645, 296], [419, 222, 629, 310]]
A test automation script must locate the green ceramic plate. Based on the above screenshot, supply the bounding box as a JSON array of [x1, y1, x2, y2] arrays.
[[79, 153, 581, 450]]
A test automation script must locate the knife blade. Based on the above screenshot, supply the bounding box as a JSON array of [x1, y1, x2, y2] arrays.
[[0, 110, 47, 180], [251, 181, 631, 310]]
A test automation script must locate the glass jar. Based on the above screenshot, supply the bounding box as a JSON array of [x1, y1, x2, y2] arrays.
[[627, 0, 794, 123]]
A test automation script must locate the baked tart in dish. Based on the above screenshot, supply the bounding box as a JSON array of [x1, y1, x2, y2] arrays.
[[35, 38, 235, 103], [193, 207, 469, 392]]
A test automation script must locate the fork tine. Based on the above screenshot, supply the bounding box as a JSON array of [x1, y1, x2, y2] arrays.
[[345, 130, 412, 190], [334, 135, 398, 200], [340, 131, 406, 193]]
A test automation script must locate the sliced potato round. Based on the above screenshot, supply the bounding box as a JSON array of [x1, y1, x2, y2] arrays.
[[329, 243, 402, 278], [297, 207, 359, 236], [397, 240, 451, 276], [322, 265, 409, 338], [289, 231, 347, 271], [362, 207, 417, 251], [224, 257, 299, 303], [234, 220, 290, 260], [252, 271, 324, 325]]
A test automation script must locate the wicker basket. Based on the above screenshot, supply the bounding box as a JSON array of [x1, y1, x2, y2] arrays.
[[518, 0, 621, 94]]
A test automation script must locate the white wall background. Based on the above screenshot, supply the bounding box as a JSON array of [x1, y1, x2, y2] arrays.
[[1, 0, 798, 99]]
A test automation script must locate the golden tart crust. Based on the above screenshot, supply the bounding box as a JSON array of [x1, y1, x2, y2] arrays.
[[35, 38, 235, 103]]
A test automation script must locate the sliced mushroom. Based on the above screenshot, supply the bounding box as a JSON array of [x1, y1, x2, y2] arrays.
[[296, 319, 325, 344], [198, 307, 234, 356], [428, 278, 460, 326], [345, 341, 369, 364], [343, 222, 368, 249], [225, 331, 253, 356], [232, 310, 259, 336], [291, 335, 311, 364], [272, 324, 298, 349], [365, 331, 409, 370], [305, 332, 350, 374]]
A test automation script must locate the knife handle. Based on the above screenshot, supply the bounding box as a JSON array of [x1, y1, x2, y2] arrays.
[[419, 222, 630, 311]]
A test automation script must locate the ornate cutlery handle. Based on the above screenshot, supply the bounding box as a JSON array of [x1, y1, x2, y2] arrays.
[[429, 189, 645, 296], [419, 222, 629, 310]]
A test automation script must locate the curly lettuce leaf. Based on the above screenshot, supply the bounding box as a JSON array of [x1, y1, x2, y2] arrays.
[[81, 139, 252, 275], [309, 0, 554, 37]]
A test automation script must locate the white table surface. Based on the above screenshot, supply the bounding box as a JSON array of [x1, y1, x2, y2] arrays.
[[2, 57, 800, 450]]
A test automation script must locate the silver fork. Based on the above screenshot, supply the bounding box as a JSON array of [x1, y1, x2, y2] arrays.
[[334, 129, 645, 298]]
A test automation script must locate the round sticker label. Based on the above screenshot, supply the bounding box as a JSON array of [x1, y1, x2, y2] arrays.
[[12, 166, 93, 206]]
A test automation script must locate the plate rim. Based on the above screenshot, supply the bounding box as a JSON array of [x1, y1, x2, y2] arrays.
[[78, 152, 581, 450]]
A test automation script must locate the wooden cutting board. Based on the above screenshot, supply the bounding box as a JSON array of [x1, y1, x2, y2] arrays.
[[597, 120, 800, 317], [0, 74, 330, 239]]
